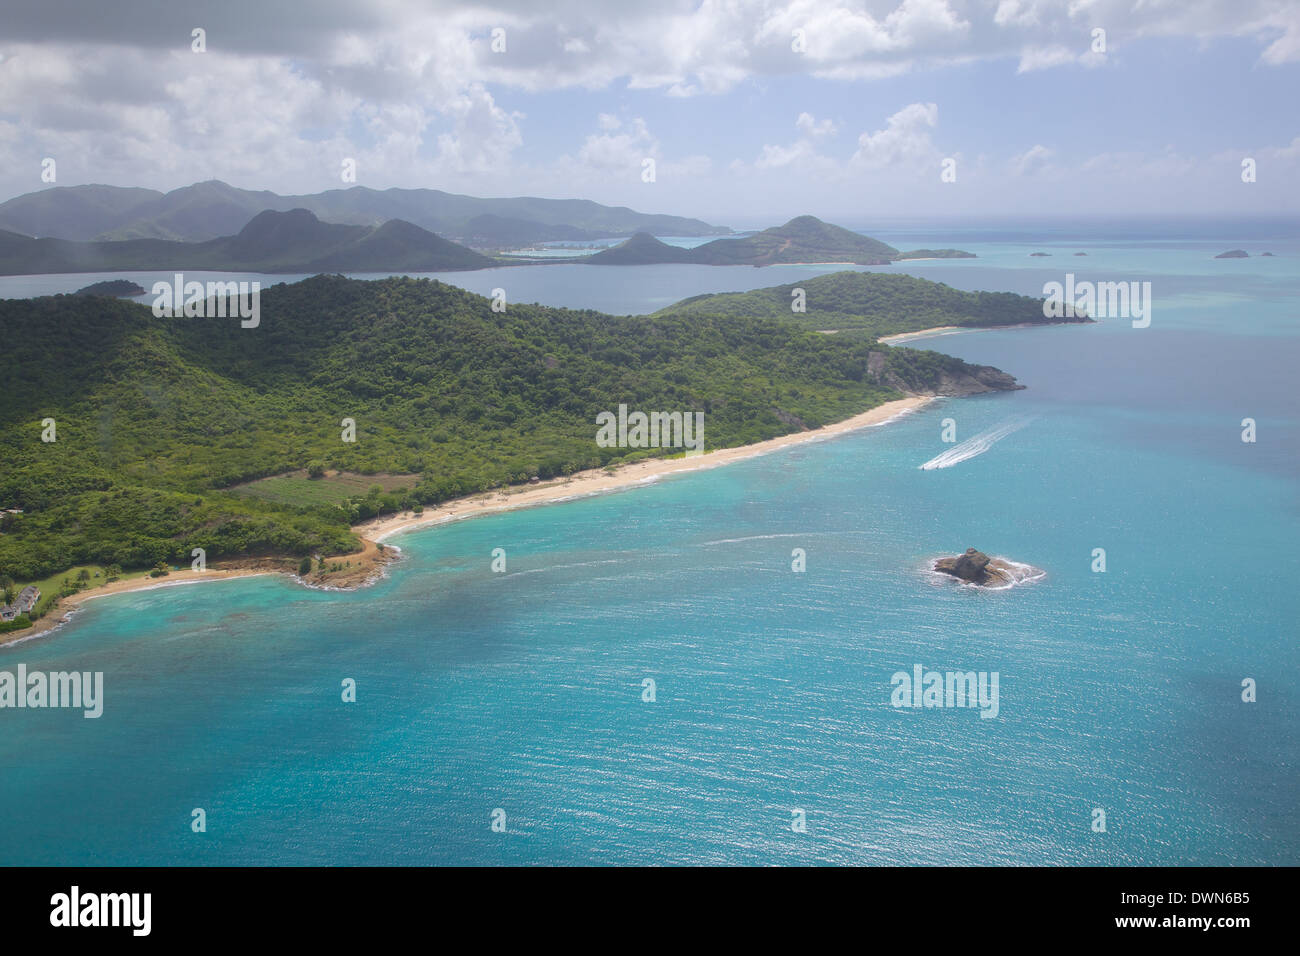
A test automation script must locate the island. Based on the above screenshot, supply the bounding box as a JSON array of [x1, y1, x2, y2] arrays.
[[74, 279, 147, 297], [933, 548, 1044, 588], [892, 249, 977, 261], [1215, 249, 1249, 258], [587, 216, 976, 267]]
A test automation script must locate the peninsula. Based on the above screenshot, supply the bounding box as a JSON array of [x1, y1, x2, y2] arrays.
[[0, 269, 1083, 638]]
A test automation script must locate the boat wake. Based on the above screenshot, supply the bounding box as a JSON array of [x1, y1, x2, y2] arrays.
[[919, 419, 1030, 471]]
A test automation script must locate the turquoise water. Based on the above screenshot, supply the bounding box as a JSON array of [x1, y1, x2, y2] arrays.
[[1, 226, 1296, 865]]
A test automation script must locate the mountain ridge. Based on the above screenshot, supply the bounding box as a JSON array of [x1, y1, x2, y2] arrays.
[[0, 180, 732, 245], [0, 208, 495, 274]]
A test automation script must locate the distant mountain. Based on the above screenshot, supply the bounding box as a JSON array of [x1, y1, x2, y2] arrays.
[[0, 185, 163, 241], [0, 208, 495, 275], [458, 214, 602, 245], [586, 232, 698, 264], [587, 216, 925, 267], [0, 180, 732, 245], [691, 216, 899, 265]]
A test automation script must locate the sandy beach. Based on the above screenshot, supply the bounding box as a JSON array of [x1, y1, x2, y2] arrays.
[[877, 325, 962, 344], [4, 395, 930, 644], [878, 321, 1072, 346], [356, 395, 932, 542]]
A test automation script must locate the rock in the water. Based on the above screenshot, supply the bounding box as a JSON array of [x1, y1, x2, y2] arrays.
[[933, 548, 1043, 588]]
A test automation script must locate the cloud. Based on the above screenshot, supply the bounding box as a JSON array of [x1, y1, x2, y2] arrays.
[[434, 85, 523, 174], [1010, 143, 1053, 175], [796, 112, 837, 138], [851, 102, 939, 169]]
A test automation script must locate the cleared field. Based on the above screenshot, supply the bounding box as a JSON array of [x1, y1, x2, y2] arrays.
[[230, 470, 418, 508], [13, 564, 151, 620]]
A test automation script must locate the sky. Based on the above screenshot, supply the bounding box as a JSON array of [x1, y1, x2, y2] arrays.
[[1, 0, 1298, 226]]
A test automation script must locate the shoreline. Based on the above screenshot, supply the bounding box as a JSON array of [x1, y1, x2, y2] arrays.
[[2, 395, 931, 646], [879, 321, 1072, 345], [358, 395, 932, 543]]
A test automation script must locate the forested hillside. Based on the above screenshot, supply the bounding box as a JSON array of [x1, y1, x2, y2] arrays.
[[0, 274, 1019, 580], [659, 270, 1088, 336]]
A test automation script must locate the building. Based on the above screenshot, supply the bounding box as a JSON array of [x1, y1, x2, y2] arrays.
[[16, 586, 39, 613]]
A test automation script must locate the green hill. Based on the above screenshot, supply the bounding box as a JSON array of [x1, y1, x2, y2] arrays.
[[586, 216, 937, 267], [0, 274, 1023, 581], [691, 216, 899, 265], [586, 232, 699, 264], [658, 270, 1089, 337]]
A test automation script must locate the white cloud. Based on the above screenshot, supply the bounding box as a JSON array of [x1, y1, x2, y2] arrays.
[[796, 112, 837, 138], [1010, 143, 1053, 175], [851, 102, 939, 169], [576, 117, 657, 172]]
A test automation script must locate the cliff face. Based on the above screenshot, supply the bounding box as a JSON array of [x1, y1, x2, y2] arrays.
[[867, 350, 1024, 397]]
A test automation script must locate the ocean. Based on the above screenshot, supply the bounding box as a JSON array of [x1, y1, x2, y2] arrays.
[[1, 220, 1296, 865]]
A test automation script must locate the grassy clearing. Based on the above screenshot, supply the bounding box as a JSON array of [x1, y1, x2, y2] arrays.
[[10, 563, 151, 620], [230, 470, 418, 508]]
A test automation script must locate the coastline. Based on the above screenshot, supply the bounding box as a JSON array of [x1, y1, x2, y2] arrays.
[[358, 395, 932, 543], [878, 321, 1071, 346], [2, 395, 931, 645]]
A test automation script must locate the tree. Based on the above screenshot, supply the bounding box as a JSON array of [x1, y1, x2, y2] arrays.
[[307, 461, 326, 479], [298, 556, 313, 575]]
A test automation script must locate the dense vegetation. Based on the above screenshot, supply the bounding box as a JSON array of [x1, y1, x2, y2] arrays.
[[658, 269, 1086, 337], [74, 279, 148, 296], [0, 274, 1006, 581]]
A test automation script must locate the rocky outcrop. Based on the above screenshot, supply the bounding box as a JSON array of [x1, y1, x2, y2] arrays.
[[867, 351, 1024, 397], [933, 548, 1043, 588]]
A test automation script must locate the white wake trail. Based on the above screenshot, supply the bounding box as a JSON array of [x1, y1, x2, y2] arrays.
[[919, 419, 1030, 471]]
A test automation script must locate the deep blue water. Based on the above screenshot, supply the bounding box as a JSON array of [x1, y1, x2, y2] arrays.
[[1, 224, 1296, 865]]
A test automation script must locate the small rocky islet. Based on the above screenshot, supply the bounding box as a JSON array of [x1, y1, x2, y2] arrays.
[[933, 548, 1044, 588]]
